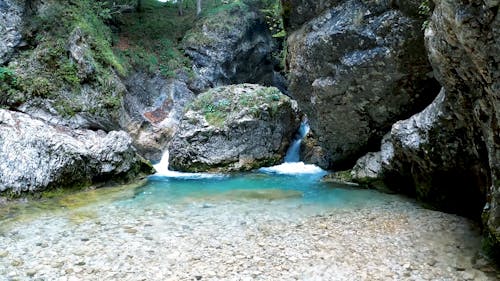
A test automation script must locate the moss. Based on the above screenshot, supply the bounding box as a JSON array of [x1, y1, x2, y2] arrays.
[[482, 232, 500, 265], [188, 85, 286, 127], [0, 67, 25, 107], [5, 0, 127, 117]]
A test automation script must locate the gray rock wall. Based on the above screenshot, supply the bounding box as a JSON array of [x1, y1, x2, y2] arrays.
[[183, 4, 278, 92], [286, 0, 439, 169], [0, 0, 23, 65], [352, 0, 499, 255]]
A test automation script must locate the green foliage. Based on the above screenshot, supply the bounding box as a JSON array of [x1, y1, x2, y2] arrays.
[[0, 67, 25, 107], [5, 0, 128, 116], [114, 0, 195, 78], [419, 0, 432, 30], [260, 0, 287, 70]]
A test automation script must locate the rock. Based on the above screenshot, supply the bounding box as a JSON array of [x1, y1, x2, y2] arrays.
[[0, 0, 24, 64], [0, 109, 153, 195], [300, 132, 329, 168], [424, 0, 500, 254], [286, 0, 439, 169], [354, 89, 489, 216], [183, 2, 278, 92], [281, 0, 337, 32], [353, 0, 499, 254], [67, 27, 97, 81], [169, 84, 300, 172], [120, 71, 195, 162]]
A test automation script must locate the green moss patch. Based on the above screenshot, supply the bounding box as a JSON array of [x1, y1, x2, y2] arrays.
[[187, 84, 287, 127]]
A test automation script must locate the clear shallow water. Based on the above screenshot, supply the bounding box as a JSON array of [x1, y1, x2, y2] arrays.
[[1, 169, 497, 280]]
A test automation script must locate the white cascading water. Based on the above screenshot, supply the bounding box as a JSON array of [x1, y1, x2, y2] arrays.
[[284, 121, 310, 162], [259, 120, 326, 175], [153, 150, 224, 179]]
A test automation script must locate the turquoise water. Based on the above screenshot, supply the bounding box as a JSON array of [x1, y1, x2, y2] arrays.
[[120, 169, 391, 212]]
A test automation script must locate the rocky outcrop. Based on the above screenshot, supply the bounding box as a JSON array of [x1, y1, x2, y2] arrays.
[[353, 0, 499, 255], [352, 89, 489, 217], [0, 109, 153, 195], [169, 84, 300, 172], [183, 3, 278, 92], [286, 0, 439, 169], [281, 0, 337, 32], [120, 72, 195, 162], [425, 0, 499, 255], [0, 0, 23, 65]]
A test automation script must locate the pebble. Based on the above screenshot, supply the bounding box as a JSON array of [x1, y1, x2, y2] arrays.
[[0, 194, 498, 281]]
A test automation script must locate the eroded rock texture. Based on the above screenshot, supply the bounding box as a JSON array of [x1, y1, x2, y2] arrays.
[[169, 84, 300, 172], [286, 0, 439, 168], [0, 109, 152, 194]]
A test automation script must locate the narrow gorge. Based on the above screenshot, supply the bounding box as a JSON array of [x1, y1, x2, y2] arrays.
[[0, 0, 498, 279]]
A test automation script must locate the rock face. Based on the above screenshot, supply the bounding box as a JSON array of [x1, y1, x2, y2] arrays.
[[353, 0, 499, 254], [352, 89, 489, 217], [286, 0, 439, 168], [183, 3, 278, 92], [120, 72, 195, 162], [0, 0, 23, 65], [169, 84, 300, 172], [425, 0, 499, 255], [0, 109, 152, 194]]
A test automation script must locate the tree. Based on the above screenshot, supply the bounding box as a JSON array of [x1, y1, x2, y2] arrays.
[[196, 0, 202, 16], [136, 0, 142, 12], [178, 0, 184, 16]]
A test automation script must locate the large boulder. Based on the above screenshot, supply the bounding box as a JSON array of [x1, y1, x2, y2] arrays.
[[286, 0, 439, 169], [0, 109, 153, 195], [183, 2, 278, 92], [169, 84, 300, 172], [0, 0, 23, 65]]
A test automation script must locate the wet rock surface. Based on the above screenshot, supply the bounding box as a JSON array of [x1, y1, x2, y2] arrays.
[[286, 0, 439, 169], [0, 109, 152, 194], [169, 84, 300, 172]]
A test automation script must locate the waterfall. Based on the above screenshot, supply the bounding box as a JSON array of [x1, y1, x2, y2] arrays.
[[153, 150, 224, 179], [284, 121, 310, 163], [259, 120, 325, 175]]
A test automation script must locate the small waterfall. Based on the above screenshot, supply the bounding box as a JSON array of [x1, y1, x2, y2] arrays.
[[153, 150, 171, 175], [153, 150, 225, 179], [259, 120, 325, 175], [284, 121, 310, 163]]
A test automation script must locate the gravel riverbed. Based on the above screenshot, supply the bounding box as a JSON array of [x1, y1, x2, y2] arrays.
[[0, 186, 498, 281]]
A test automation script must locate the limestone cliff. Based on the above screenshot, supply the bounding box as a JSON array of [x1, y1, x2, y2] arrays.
[[286, 0, 439, 169], [351, 0, 499, 255]]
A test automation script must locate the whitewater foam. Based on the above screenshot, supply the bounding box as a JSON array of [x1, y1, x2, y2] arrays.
[[153, 151, 225, 180], [259, 162, 326, 175]]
